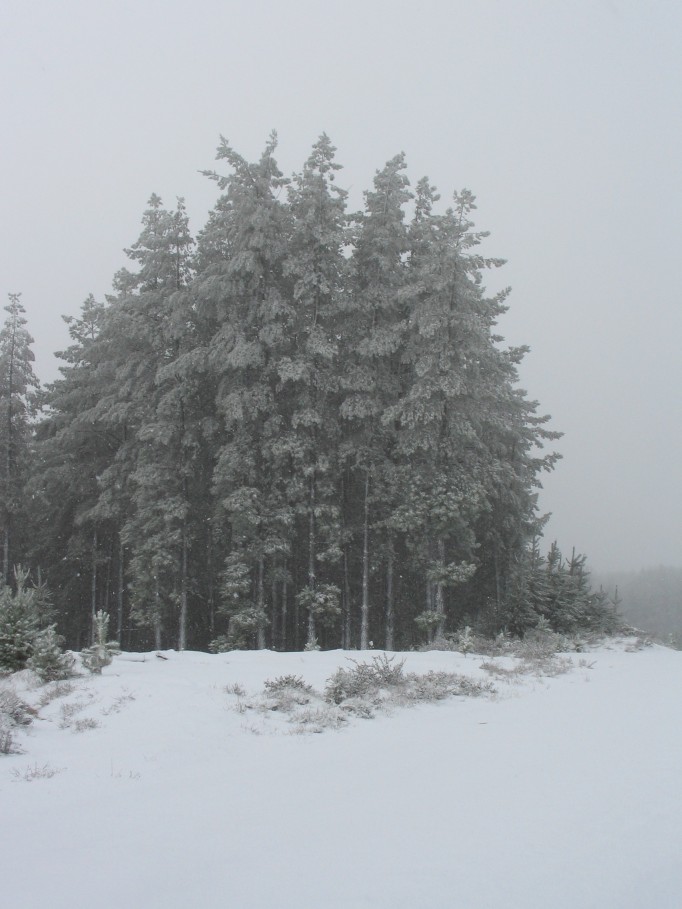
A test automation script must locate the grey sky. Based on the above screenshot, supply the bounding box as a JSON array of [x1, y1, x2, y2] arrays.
[[1, 0, 680, 573]]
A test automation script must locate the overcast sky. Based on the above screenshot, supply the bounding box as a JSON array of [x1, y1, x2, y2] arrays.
[[1, 0, 680, 573]]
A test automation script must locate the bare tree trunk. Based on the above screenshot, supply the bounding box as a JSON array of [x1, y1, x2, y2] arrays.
[[271, 560, 278, 649], [306, 474, 317, 647], [281, 569, 288, 651], [207, 521, 215, 638], [435, 537, 446, 640], [90, 529, 98, 644], [360, 470, 370, 650], [342, 545, 351, 650], [153, 576, 162, 650], [385, 544, 394, 651], [256, 555, 266, 650], [116, 536, 124, 643], [178, 527, 188, 651]]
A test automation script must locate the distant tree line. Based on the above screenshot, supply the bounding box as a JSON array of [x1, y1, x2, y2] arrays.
[[593, 567, 682, 644], [1, 133, 617, 652]]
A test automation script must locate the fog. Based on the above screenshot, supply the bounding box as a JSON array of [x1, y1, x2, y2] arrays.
[[1, 0, 680, 573]]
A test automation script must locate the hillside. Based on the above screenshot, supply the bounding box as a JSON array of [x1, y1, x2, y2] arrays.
[[2, 640, 681, 909]]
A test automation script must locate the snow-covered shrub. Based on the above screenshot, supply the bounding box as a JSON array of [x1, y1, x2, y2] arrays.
[[0, 684, 33, 755], [325, 654, 406, 704], [81, 611, 120, 674], [290, 705, 347, 734], [38, 680, 76, 707], [0, 568, 69, 676], [0, 720, 16, 754], [27, 626, 75, 682], [0, 685, 34, 726], [263, 675, 313, 694], [0, 571, 42, 672], [457, 626, 475, 655]]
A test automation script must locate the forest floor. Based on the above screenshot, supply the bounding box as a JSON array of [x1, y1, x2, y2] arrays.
[[2, 638, 681, 909]]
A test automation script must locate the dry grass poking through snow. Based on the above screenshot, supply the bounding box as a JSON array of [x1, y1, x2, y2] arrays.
[[227, 654, 496, 734]]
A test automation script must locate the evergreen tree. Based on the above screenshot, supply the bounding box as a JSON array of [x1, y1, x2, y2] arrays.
[[0, 294, 40, 583], [108, 195, 203, 650], [282, 134, 347, 646], [342, 154, 412, 649], [30, 294, 117, 647], [200, 134, 294, 649]]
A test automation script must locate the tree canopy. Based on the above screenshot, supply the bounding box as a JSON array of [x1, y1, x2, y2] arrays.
[[5, 134, 609, 652]]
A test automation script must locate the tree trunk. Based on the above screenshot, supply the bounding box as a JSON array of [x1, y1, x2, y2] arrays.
[[360, 470, 370, 650], [117, 535, 124, 643], [385, 543, 394, 651], [342, 545, 351, 650], [178, 526, 188, 651], [281, 570, 288, 651], [435, 537, 446, 640], [257, 555, 266, 649], [153, 574, 162, 650], [207, 520, 215, 638], [306, 474, 317, 647], [90, 529, 98, 644], [271, 561, 278, 649]]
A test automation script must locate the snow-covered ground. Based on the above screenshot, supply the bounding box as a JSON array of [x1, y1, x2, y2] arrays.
[[2, 641, 681, 909]]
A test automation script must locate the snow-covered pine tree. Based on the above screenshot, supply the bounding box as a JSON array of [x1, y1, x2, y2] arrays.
[[27, 625, 75, 681], [200, 134, 295, 650], [81, 609, 120, 673], [31, 294, 121, 647], [0, 294, 40, 584], [282, 134, 347, 647], [342, 154, 412, 649]]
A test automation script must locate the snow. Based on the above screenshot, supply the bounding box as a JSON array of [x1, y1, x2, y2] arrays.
[[2, 641, 681, 908]]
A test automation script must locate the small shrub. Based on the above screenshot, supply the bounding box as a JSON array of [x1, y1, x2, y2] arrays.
[[11, 762, 63, 781], [0, 722, 15, 754], [225, 682, 246, 697], [27, 626, 75, 682], [59, 700, 86, 728], [81, 611, 120, 674], [456, 626, 475, 655], [38, 680, 76, 707], [290, 705, 347, 734], [0, 686, 34, 726], [209, 635, 233, 654], [324, 654, 406, 704], [404, 671, 495, 702], [72, 717, 99, 733], [263, 675, 313, 694]]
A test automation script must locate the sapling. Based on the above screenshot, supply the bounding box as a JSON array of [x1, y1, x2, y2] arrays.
[[81, 611, 120, 674]]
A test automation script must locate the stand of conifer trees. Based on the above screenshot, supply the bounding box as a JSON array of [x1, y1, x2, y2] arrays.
[[9, 134, 575, 651]]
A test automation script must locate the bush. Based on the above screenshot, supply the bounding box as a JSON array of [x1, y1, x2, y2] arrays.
[[27, 626, 75, 682], [263, 675, 313, 694], [0, 684, 34, 755], [325, 654, 406, 704], [0, 567, 64, 674], [81, 611, 120, 674], [0, 686, 34, 726]]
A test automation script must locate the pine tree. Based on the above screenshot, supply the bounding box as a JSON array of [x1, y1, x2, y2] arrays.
[[81, 609, 120, 673], [30, 294, 117, 647], [110, 195, 203, 651], [200, 134, 294, 649], [282, 134, 347, 646], [0, 294, 40, 584], [342, 154, 412, 649]]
